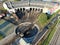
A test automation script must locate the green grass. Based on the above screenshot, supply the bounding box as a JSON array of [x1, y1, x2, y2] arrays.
[[0, 8, 5, 10], [0, 20, 5, 24], [41, 27, 56, 45], [0, 34, 4, 40], [58, 20, 60, 23], [37, 13, 47, 28]]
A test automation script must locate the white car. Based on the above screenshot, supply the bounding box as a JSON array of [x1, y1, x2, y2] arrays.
[[0, 14, 5, 19]]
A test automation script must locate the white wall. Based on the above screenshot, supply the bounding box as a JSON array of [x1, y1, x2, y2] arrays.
[[43, 7, 48, 13]]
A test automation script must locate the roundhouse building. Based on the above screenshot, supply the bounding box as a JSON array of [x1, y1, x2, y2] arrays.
[[3, 0, 58, 14]]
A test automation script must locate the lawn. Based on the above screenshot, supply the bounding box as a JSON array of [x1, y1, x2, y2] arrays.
[[0, 36, 3, 40], [0, 34, 4, 40], [0, 19, 5, 25], [37, 13, 47, 28]]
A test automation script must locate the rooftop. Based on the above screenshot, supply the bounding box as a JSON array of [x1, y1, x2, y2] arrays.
[[4, 0, 59, 9]]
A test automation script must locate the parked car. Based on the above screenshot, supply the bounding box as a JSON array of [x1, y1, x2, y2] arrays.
[[0, 13, 5, 19]]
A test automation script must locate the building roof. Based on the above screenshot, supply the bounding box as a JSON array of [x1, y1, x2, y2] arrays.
[[4, 0, 58, 9]]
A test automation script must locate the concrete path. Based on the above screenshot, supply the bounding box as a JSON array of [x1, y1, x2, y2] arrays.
[[56, 35, 60, 45]]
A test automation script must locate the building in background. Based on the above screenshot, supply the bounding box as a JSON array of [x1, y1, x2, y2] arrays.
[[43, 0, 60, 2]]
